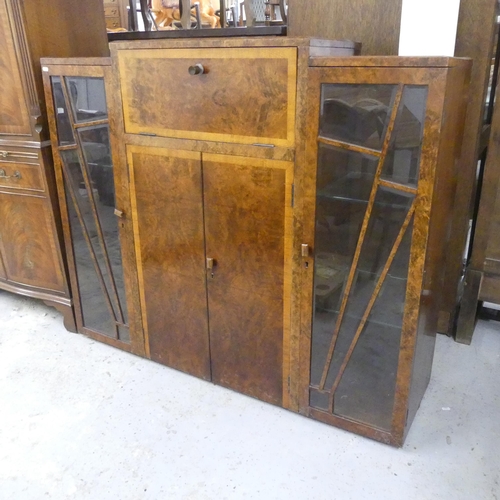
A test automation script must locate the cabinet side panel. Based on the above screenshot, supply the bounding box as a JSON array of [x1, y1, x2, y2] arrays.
[[404, 65, 470, 438]]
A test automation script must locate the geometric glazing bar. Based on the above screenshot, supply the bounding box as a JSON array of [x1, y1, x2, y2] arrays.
[[60, 160, 119, 339], [60, 78, 125, 326], [318, 84, 405, 391], [327, 199, 416, 412]]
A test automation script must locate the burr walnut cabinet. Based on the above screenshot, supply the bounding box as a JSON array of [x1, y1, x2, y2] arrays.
[[43, 38, 470, 446], [0, 0, 109, 329]]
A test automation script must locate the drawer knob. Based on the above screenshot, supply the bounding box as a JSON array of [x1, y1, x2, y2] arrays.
[[0, 169, 21, 180], [188, 63, 205, 75]]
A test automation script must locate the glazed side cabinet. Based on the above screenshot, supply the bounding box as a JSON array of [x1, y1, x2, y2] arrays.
[[43, 39, 470, 446]]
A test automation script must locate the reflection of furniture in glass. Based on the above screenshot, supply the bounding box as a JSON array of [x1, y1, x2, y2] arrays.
[[103, 0, 129, 30], [241, 0, 286, 26], [0, 0, 109, 331], [299, 58, 471, 446], [41, 60, 145, 355]]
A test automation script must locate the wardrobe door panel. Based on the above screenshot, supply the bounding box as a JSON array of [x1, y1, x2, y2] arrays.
[[0, 1, 31, 137], [128, 146, 211, 380], [203, 153, 294, 405]]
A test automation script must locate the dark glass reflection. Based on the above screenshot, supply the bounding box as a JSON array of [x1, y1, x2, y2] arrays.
[[334, 221, 413, 430], [310, 181, 414, 430], [61, 141, 129, 341], [310, 145, 378, 387], [78, 125, 129, 329], [51, 76, 75, 146], [319, 84, 397, 150], [63, 173, 116, 337], [381, 86, 427, 188], [65, 77, 108, 123]]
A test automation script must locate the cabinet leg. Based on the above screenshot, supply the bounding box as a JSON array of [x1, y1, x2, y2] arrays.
[[43, 300, 77, 333], [454, 268, 483, 345]]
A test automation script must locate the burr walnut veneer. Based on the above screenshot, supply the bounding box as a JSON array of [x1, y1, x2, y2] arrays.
[[43, 39, 470, 446]]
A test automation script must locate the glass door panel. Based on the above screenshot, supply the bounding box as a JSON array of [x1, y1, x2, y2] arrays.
[[65, 76, 108, 123], [310, 82, 428, 431], [50, 74, 130, 342], [319, 84, 397, 150]]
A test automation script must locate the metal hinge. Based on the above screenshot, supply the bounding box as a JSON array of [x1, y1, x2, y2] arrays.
[[291, 183, 295, 207], [287, 376, 291, 393]]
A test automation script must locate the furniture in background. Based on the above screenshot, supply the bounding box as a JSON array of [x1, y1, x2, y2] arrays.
[[103, 0, 129, 30], [43, 39, 470, 446], [437, 0, 500, 337], [287, 0, 403, 55], [454, 8, 500, 343], [0, 0, 109, 330]]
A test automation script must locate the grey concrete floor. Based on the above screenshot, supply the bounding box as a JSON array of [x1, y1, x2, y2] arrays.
[[0, 289, 499, 500]]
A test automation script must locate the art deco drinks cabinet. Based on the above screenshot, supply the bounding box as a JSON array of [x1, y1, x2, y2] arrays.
[[42, 39, 470, 446]]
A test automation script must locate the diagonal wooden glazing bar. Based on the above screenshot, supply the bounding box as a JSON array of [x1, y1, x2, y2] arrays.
[[317, 136, 382, 157], [318, 84, 404, 391], [378, 178, 418, 195], [73, 118, 109, 129], [60, 78, 126, 326], [59, 159, 119, 340], [327, 200, 416, 412]]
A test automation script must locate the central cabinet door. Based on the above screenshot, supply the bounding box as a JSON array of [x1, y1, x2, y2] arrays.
[[128, 147, 211, 380], [203, 154, 293, 406], [128, 146, 293, 405]]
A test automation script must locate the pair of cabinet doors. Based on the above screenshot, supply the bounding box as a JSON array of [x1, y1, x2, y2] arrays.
[[128, 146, 293, 405]]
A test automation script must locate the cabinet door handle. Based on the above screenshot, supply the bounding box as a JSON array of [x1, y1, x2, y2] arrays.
[[188, 63, 205, 75], [114, 208, 124, 218], [301, 243, 309, 257], [0, 169, 21, 180], [206, 257, 214, 270]]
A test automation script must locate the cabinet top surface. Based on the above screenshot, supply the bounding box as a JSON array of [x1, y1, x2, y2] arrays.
[[309, 55, 472, 68], [40, 57, 112, 67], [108, 36, 361, 51]]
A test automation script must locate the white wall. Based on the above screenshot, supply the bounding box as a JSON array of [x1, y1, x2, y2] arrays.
[[399, 0, 461, 56]]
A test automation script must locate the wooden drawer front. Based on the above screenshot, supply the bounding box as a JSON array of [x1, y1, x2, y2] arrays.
[[104, 6, 119, 16], [105, 16, 122, 29], [0, 149, 44, 192], [118, 48, 297, 147]]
